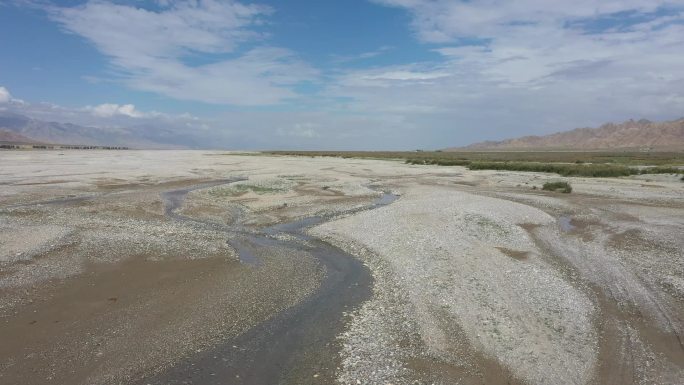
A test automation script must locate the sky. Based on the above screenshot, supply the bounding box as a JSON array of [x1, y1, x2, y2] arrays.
[[1, 0, 684, 150]]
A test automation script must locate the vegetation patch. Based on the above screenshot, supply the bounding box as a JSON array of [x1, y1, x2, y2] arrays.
[[267, 150, 684, 166], [409, 159, 682, 178], [542, 181, 573, 193], [269, 151, 683, 178], [208, 183, 288, 198], [468, 162, 636, 177]]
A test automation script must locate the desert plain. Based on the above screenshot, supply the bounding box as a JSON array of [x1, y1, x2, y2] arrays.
[[0, 150, 682, 385]]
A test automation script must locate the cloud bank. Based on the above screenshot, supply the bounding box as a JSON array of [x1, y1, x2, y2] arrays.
[[88, 103, 145, 118], [328, 0, 684, 141], [49, 0, 317, 105]]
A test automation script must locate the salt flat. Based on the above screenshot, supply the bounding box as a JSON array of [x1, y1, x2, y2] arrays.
[[0, 150, 682, 385]]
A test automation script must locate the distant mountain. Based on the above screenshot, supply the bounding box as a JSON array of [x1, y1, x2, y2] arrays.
[[0, 128, 41, 144], [0, 112, 190, 149], [454, 118, 684, 151]]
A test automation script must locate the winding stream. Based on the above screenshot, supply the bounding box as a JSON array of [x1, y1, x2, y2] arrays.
[[142, 179, 399, 384]]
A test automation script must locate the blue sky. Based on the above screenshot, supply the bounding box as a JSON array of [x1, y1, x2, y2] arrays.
[[1, 0, 684, 149]]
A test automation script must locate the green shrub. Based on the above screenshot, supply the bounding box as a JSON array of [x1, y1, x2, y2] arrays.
[[542, 181, 572, 193]]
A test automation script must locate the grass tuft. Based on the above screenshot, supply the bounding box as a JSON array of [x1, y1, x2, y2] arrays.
[[542, 181, 572, 193]]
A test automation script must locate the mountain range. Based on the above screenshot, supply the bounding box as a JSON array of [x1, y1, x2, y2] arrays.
[[3, 111, 684, 151], [0, 112, 197, 149], [0, 128, 40, 144], [455, 118, 684, 151]]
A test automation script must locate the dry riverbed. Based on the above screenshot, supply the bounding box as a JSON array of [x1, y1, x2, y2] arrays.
[[0, 150, 682, 385]]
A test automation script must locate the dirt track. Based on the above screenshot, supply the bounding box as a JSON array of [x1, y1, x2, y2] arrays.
[[0, 150, 682, 384]]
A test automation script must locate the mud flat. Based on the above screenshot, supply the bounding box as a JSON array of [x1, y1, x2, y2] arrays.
[[0, 150, 683, 384]]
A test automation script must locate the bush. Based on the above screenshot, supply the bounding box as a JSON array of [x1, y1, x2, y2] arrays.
[[542, 181, 572, 193], [406, 158, 471, 166]]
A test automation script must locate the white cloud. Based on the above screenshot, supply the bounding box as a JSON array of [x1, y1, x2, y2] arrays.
[[333, 65, 453, 89], [277, 123, 320, 138], [0, 86, 11, 103], [330, 46, 393, 64], [363, 70, 450, 82], [52, 0, 269, 65], [373, 0, 679, 42], [370, 0, 684, 88], [127, 46, 318, 105], [0, 86, 26, 106], [88, 103, 145, 118], [320, 0, 684, 143], [49, 0, 317, 105]]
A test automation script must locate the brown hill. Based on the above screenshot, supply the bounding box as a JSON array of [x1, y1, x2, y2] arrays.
[[455, 118, 684, 151]]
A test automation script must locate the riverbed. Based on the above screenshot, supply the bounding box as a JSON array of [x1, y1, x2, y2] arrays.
[[1, 150, 682, 385]]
